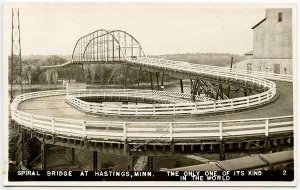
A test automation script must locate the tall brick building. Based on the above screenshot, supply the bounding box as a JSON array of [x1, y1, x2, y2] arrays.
[[233, 9, 293, 75]]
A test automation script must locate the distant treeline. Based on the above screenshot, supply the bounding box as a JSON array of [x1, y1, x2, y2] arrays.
[[9, 53, 245, 85], [150, 53, 245, 67]]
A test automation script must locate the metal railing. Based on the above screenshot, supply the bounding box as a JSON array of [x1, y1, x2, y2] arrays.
[[11, 90, 293, 142]]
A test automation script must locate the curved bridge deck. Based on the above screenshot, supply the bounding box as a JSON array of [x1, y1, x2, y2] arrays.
[[12, 29, 293, 155], [18, 81, 292, 122], [12, 80, 293, 157]]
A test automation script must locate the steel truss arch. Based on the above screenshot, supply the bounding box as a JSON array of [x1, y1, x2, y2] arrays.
[[72, 29, 147, 63]]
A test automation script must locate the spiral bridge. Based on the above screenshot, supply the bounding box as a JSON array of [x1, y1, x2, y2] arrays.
[[12, 30, 293, 157]]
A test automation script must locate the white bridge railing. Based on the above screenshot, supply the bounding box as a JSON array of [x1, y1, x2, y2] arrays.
[[66, 88, 275, 116], [129, 57, 292, 82], [43, 57, 292, 82], [10, 56, 293, 142], [11, 90, 293, 142], [67, 89, 212, 104]]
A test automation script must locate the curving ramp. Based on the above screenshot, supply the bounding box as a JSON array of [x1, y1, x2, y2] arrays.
[[11, 29, 294, 153]]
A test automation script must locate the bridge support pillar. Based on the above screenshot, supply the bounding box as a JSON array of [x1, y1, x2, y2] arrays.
[[46, 70, 50, 84], [227, 57, 233, 98], [264, 137, 270, 152], [220, 140, 225, 161], [160, 72, 164, 91], [41, 143, 46, 170], [272, 139, 278, 147], [190, 79, 196, 102], [127, 155, 134, 171], [93, 151, 98, 171], [216, 84, 224, 100], [190, 79, 193, 94], [124, 66, 129, 89], [170, 144, 175, 153], [81, 64, 85, 82], [227, 85, 231, 98], [156, 72, 160, 91], [53, 70, 58, 85], [71, 148, 75, 165], [137, 68, 141, 89], [147, 156, 154, 171], [149, 72, 153, 90], [180, 79, 184, 93], [21, 129, 26, 166], [200, 144, 205, 151]]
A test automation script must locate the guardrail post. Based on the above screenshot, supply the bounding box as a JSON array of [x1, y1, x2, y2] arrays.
[[104, 105, 107, 115], [265, 119, 269, 137], [258, 95, 261, 104], [82, 120, 87, 138], [52, 118, 55, 133], [169, 123, 173, 141], [219, 121, 223, 140], [247, 97, 250, 107], [31, 115, 34, 129], [259, 78, 262, 85], [264, 119, 269, 151], [173, 104, 176, 115], [231, 100, 234, 109], [213, 102, 216, 112], [123, 123, 127, 141], [18, 111, 21, 124]]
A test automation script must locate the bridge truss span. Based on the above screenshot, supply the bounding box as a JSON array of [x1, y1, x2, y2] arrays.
[[72, 29, 147, 63]]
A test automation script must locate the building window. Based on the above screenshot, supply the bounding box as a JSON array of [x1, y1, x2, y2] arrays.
[[278, 12, 282, 22]]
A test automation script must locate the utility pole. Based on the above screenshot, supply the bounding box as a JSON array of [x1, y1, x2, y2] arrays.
[[10, 8, 23, 102]]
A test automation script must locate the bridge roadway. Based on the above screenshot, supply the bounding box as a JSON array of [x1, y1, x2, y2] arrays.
[[18, 81, 292, 122], [13, 28, 293, 155], [12, 80, 293, 156]]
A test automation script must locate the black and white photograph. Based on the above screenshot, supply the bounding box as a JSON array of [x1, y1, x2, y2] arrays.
[[2, 2, 296, 186]]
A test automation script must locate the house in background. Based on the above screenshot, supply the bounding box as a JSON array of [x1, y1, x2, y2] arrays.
[[233, 9, 293, 75]]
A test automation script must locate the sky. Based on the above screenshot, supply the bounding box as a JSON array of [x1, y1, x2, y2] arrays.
[[3, 3, 266, 56]]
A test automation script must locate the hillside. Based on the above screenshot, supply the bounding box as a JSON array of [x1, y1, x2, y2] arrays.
[[150, 53, 245, 67], [21, 53, 245, 67]]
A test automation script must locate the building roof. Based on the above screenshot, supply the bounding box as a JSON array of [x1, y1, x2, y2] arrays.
[[251, 18, 267, 29], [244, 50, 253, 55]]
